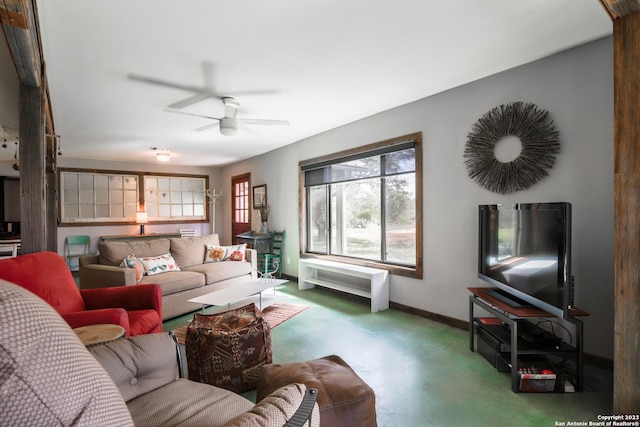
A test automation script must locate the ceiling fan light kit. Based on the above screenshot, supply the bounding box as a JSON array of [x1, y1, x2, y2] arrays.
[[220, 117, 239, 136]]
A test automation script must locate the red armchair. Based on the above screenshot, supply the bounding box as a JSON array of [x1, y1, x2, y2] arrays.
[[0, 251, 162, 336]]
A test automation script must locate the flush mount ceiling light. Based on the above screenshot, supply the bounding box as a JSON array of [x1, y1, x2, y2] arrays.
[[150, 147, 170, 162]]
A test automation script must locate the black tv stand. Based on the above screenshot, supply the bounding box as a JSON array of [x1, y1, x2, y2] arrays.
[[483, 289, 532, 308], [468, 287, 587, 393]]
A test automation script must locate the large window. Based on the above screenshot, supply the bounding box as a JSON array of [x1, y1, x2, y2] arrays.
[[59, 168, 208, 225], [300, 132, 422, 278]]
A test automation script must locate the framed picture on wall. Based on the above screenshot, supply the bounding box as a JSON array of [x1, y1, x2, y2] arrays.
[[253, 184, 267, 208]]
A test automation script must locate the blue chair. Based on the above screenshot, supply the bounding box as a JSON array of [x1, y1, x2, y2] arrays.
[[64, 235, 91, 271]]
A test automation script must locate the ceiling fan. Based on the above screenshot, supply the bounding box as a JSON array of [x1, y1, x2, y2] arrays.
[[128, 62, 279, 110], [164, 97, 289, 137]]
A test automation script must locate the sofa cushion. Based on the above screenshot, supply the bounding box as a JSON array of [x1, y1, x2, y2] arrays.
[[170, 234, 220, 268], [127, 378, 254, 426], [184, 260, 253, 284], [0, 280, 133, 426], [99, 239, 171, 266], [89, 334, 178, 402], [139, 270, 205, 296]]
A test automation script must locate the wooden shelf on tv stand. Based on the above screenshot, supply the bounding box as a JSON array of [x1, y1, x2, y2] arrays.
[[468, 287, 589, 318]]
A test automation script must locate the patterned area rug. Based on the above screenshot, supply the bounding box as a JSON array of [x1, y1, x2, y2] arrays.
[[172, 302, 309, 345]]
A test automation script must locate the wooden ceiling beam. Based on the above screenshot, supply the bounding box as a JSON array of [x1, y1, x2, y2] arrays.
[[600, 0, 640, 19], [0, 0, 41, 87], [0, 0, 55, 135]]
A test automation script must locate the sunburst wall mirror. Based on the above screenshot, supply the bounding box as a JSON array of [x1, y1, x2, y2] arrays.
[[463, 101, 560, 194]]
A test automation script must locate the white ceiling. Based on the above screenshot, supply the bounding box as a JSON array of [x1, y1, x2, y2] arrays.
[[1, 1, 612, 171]]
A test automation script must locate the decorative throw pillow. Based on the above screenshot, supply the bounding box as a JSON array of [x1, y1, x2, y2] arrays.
[[119, 254, 145, 283], [204, 245, 227, 263], [204, 244, 246, 263], [139, 253, 181, 276]]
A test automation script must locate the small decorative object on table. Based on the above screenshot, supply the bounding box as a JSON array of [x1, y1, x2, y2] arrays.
[[258, 204, 269, 234]]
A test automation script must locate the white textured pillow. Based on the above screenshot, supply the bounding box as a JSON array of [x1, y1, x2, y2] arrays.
[[138, 253, 181, 276]]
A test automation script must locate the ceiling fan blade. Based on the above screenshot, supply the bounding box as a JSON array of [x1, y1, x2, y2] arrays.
[[168, 93, 216, 109], [225, 89, 281, 97], [163, 108, 220, 121], [239, 118, 290, 126], [128, 74, 219, 97], [240, 125, 261, 136], [193, 122, 220, 132]]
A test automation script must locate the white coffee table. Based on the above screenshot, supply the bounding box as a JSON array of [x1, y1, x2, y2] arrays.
[[188, 278, 288, 311]]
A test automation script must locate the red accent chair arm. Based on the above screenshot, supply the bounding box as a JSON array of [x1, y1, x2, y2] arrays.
[[62, 308, 130, 331], [80, 284, 162, 320]]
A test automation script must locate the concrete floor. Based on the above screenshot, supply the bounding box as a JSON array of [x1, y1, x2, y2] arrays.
[[164, 281, 613, 427]]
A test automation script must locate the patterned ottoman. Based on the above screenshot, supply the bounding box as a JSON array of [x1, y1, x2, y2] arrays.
[[257, 355, 377, 427], [185, 303, 272, 393]]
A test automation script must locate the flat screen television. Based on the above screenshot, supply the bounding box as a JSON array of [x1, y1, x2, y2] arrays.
[[478, 202, 574, 319]]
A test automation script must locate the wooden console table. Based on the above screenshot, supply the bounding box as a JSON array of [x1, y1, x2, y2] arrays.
[[235, 231, 272, 270]]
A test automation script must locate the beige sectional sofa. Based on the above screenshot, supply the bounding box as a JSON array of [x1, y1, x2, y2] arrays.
[[79, 234, 257, 320]]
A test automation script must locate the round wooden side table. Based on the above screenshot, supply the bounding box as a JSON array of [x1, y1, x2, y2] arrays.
[[73, 324, 126, 347]]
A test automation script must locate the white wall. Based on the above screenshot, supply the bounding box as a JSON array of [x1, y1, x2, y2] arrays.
[[220, 37, 614, 359], [56, 158, 222, 255]]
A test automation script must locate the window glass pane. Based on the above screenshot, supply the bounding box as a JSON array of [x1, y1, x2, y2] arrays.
[[146, 177, 157, 190], [110, 190, 123, 204], [308, 186, 328, 253], [170, 178, 182, 191], [124, 177, 137, 190], [330, 179, 381, 259], [110, 204, 124, 218], [124, 204, 137, 218], [158, 178, 170, 191], [64, 188, 79, 203], [96, 204, 109, 217], [123, 190, 137, 204], [80, 205, 94, 218], [64, 204, 79, 218], [194, 204, 204, 216], [95, 175, 108, 188], [96, 189, 109, 204], [385, 148, 415, 174], [79, 174, 94, 188], [159, 205, 170, 217], [331, 156, 380, 181], [385, 174, 416, 264], [79, 189, 93, 204], [110, 175, 123, 189]]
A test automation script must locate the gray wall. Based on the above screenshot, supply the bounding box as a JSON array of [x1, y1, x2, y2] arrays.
[[220, 37, 614, 359]]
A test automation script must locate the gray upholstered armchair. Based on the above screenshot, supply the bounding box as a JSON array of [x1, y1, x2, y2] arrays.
[[0, 279, 319, 426]]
